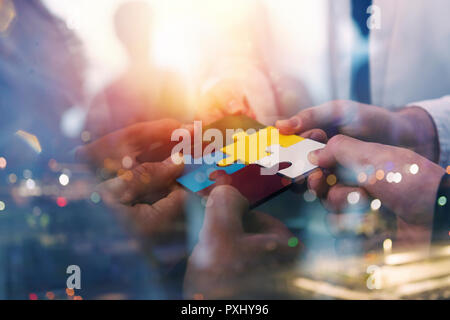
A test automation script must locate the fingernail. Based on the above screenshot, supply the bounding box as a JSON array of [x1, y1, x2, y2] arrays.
[[308, 150, 321, 165], [311, 131, 324, 142], [277, 117, 300, 130]]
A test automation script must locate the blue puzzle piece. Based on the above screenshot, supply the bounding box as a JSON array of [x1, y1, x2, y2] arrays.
[[177, 151, 246, 192]]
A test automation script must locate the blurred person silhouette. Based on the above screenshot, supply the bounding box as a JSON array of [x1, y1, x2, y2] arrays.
[[85, 1, 189, 139]]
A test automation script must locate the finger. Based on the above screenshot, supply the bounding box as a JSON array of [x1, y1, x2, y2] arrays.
[[325, 184, 369, 213], [75, 119, 182, 167], [308, 134, 374, 170], [275, 100, 359, 135], [99, 155, 185, 204], [200, 185, 249, 243], [307, 169, 329, 198], [127, 188, 188, 236], [299, 129, 328, 143]]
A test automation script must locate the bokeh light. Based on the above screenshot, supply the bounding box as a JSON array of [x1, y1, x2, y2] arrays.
[[8, 173, 17, 184], [0, 157, 6, 169], [23, 169, 32, 179], [288, 237, 299, 248], [81, 130, 91, 143], [438, 196, 447, 207], [409, 164, 419, 175], [0, 201, 5, 211], [48, 159, 59, 171], [90, 192, 101, 204], [357, 172, 367, 184], [370, 199, 381, 211], [122, 156, 133, 169], [57, 197, 68, 207], [347, 191, 360, 205], [386, 172, 395, 183], [45, 292, 55, 300], [59, 173, 70, 186], [393, 172, 402, 183], [29, 293, 38, 300], [375, 169, 385, 181], [66, 288, 75, 297], [326, 174, 337, 186], [303, 190, 317, 202], [26, 179, 36, 190], [383, 238, 392, 253]]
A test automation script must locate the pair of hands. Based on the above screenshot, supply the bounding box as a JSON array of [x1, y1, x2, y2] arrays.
[[76, 118, 300, 299], [76, 119, 188, 240], [200, 81, 438, 162], [200, 83, 444, 243]]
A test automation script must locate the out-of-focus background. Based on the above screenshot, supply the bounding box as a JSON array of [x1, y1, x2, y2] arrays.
[[43, 0, 331, 107]]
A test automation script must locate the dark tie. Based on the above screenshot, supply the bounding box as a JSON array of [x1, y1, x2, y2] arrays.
[[350, 0, 372, 104]]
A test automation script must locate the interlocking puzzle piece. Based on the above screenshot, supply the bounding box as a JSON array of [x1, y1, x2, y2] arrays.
[[217, 126, 304, 167], [176, 151, 245, 192], [255, 139, 326, 179], [197, 163, 292, 208]]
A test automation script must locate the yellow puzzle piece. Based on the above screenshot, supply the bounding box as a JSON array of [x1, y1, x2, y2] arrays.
[[218, 126, 304, 166]]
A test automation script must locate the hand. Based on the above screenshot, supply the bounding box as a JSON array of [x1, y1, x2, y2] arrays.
[[184, 186, 300, 299], [307, 135, 445, 243], [75, 118, 184, 173], [276, 100, 439, 162], [197, 78, 257, 125], [197, 71, 277, 125], [97, 156, 188, 239], [75, 119, 189, 241]]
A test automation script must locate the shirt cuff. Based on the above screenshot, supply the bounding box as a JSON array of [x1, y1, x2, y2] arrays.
[[409, 96, 450, 168]]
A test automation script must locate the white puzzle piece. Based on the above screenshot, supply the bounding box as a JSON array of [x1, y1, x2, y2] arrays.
[[255, 139, 326, 179]]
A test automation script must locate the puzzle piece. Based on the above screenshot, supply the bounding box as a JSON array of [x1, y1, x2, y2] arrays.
[[178, 152, 222, 175], [197, 163, 292, 208], [255, 139, 326, 179], [176, 151, 246, 192], [217, 126, 304, 167]]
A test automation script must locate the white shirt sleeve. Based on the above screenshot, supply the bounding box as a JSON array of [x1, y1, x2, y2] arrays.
[[410, 96, 450, 168]]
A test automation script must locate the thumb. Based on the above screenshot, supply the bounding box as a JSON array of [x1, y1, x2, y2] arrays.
[[308, 135, 374, 169], [200, 185, 249, 243], [99, 154, 185, 204]]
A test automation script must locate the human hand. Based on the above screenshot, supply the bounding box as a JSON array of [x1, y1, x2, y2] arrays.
[[97, 155, 188, 240], [76, 119, 190, 240], [197, 68, 279, 125], [307, 135, 445, 242], [276, 100, 439, 162], [197, 78, 255, 125], [184, 186, 300, 299], [75, 118, 184, 174]]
